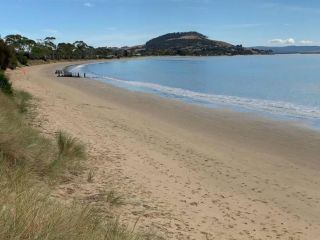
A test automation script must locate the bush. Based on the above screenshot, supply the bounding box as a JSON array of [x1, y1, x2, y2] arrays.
[[0, 39, 17, 70], [0, 72, 13, 95], [16, 52, 28, 65]]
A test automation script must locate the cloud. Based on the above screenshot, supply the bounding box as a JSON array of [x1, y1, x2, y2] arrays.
[[300, 40, 313, 44], [83, 2, 94, 7], [269, 38, 295, 45]]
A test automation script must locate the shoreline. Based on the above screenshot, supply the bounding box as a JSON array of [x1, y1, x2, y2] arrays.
[[9, 61, 320, 239], [58, 66, 320, 169], [67, 57, 320, 131]]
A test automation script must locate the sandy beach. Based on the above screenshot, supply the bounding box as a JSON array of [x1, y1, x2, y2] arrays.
[[9, 61, 320, 240]]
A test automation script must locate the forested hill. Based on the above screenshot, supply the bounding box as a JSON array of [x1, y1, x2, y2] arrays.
[[0, 32, 270, 67], [143, 32, 269, 56]]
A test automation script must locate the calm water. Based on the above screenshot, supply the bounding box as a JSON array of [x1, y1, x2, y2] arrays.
[[70, 55, 320, 128]]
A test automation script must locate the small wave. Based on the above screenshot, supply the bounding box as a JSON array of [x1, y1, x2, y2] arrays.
[[67, 64, 86, 72], [70, 66, 320, 120], [99, 76, 320, 120]]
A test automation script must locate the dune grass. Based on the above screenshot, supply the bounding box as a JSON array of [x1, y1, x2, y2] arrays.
[[105, 190, 126, 206], [0, 75, 146, 240], [87, 169, 95, 183], [14, 90, 32, 113], [50, 130, 86, 176], [0, 174, 143, 240]]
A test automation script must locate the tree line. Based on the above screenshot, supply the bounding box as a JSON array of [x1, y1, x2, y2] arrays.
[[1, 34, 117, 66], [1, 32, 271, 69]]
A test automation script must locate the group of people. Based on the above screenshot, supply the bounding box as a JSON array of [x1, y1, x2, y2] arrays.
[[55, 70, 86, 78]]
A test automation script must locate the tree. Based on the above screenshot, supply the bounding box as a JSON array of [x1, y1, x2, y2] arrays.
[[44, 37, 57, 59], [73, 41, 90, 59], [5, 34, 35, 53], [0, 39, 17, 70], [30, 43, 51, 60], [4, 35, 36, 65], [56, 43, 75, 59]]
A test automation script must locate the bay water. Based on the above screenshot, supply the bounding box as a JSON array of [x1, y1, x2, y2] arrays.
[[70, 55, 320, 128]]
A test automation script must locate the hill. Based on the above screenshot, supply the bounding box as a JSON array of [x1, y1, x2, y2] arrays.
[[141, 32, 269, 56], [254, 46, 320, 54]]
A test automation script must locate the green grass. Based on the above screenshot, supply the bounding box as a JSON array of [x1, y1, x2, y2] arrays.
[[0, 80, 149, 239]]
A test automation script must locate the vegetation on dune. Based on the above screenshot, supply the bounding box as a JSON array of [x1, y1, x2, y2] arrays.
[[14, 90, 32, 113], [0, 85, 146, 239], [0, 180, 144, 240], [0, 44, 151, 239], [48, 131, 87, 178]]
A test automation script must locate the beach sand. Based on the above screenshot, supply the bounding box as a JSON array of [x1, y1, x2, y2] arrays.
[[9, 61, 320, 240]]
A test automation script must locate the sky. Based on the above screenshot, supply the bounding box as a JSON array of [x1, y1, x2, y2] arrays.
[[0, 0, 319, 47]]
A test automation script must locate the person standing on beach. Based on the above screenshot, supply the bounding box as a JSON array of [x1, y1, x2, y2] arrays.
[[84, 73, 86, 78]]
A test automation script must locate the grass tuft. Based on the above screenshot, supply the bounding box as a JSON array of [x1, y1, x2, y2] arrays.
[[105, 190, 125, 206], [87, 169, 95, 183], [50, 131, 86, 174], [57, 131, 86, 160], [14, 90, 32, 113]]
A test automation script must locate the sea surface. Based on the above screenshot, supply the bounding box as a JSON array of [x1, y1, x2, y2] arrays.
[[70, 55, 320, 128]]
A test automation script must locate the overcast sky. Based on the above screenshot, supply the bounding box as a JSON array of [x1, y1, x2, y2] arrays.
[[1, 0, 319, 47]]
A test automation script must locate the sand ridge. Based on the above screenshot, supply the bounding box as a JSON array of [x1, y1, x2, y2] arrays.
[[9, 62, 320, 240]]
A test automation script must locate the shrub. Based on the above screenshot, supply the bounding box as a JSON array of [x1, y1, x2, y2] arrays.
[[16, 52, 28, 65], [0, 72, 13, 95], [0, 39, 17, 70]]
